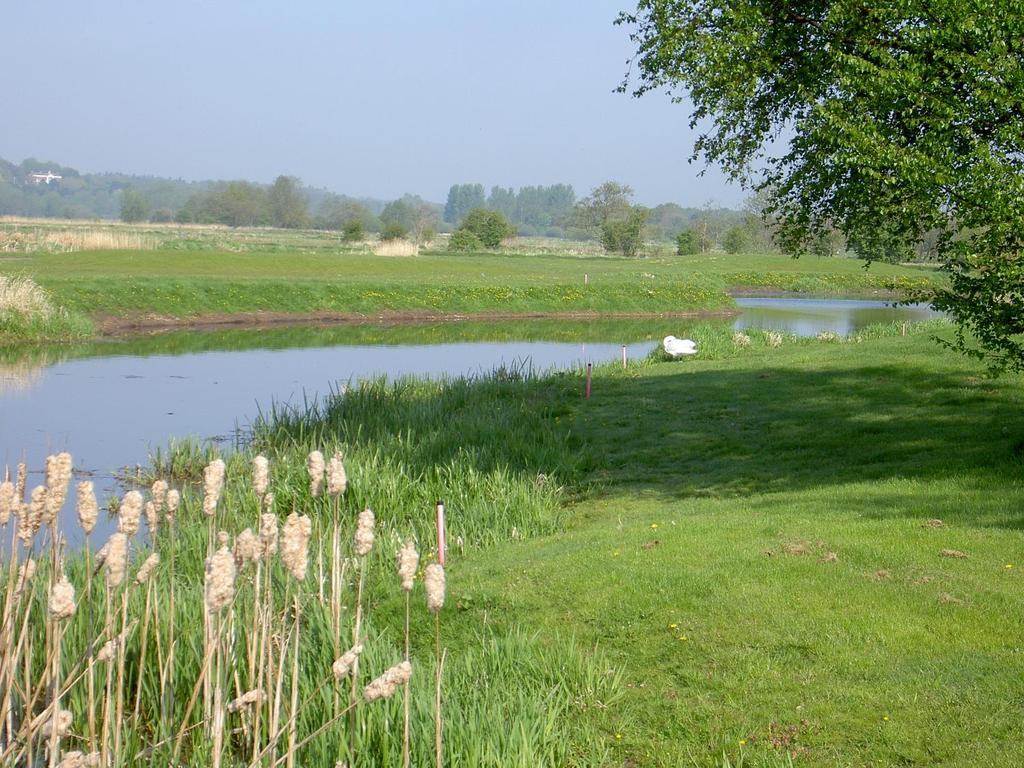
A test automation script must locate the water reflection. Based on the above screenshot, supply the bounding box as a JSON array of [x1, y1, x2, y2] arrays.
[[733, 297, 938, 336]]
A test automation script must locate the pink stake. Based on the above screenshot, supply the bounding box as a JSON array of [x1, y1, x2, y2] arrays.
[[436, 501, 446, 565]]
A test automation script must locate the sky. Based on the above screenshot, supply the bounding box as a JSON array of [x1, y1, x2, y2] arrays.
[[3, 0, 743, 207]]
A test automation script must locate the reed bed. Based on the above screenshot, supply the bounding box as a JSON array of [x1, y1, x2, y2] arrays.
[[0, 370, 616, 766], [0, 228, 158, 254], [372, 240, 419, 257], [0, 276, 92, 343]]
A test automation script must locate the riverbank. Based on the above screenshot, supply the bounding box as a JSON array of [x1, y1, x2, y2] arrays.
[[0, 246, 936, 344]]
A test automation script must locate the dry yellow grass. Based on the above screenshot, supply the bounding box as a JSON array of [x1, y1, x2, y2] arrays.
[[373, 240, 419, 257], [0, 275, 54, 318]]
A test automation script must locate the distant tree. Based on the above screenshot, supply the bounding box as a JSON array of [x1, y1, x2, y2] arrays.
[[444, 183, 486, 224], [676, 229, 699, 255], [316, 195, 378, 232], [722, 225, 752, 254], [149, 208, 174, 223], [572, 181, 634, 232], [268, 175, 310, 229], [120, 189, 149, 223], [600, 207, 649, 258], [459, 208, 515, 248], [380, 195, 441, 243], [448, 228, 483, 252], [380, 222, 410, 241], [341, 220, 364, 242]]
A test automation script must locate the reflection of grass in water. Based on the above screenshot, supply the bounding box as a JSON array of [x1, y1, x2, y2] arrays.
[[0, 359, 44, 394]]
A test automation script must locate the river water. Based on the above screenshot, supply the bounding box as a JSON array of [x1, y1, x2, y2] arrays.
[[0, 299, 939, 536]]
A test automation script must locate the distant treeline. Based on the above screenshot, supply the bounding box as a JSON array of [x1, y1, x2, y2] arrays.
[[0, 156, 758, 245]]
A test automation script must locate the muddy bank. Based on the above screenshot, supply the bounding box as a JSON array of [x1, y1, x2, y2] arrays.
[[94, 308, 740, 337]]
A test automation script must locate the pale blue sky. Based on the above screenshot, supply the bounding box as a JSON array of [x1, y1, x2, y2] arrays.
[[3, 1, 742, 207]]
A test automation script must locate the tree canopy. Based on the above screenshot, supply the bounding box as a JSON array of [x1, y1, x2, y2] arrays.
[[618, 0, 1024, 371]]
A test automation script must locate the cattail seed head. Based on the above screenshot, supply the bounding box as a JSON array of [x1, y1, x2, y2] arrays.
[[307, 450, 325, 497], [49, 578, 76, 620], [28, 485, 47, 532], [327, 451, 347, 498], [259, 513, 278, 559], [58, 751, 102, 768], [43, 452, 73, 524], [118, 490, 143, 537], [14, 462, 26, 505], [354, 508, 375, 557], [205, 545, 237, 612], [227, 689, 265, 713], [151, 479, 168, 513], [96, 636, 120, 663], [36, 708, 73, 737], [144, 501, 158, 533], [281, 513, 312, 581], [363, 661, 412, 702], [15, 558, 36, 596], [165, 488, 180, 523], [398, 540, 419, 592], [76, 481, 98, 535], [263, 492, 274, 514], [104, 532, 129, 588], [135, 553, 160, 585], [425, 563, 446, 613], [0, 480, 13, 526], [332, 643, 364, 681], [203, 458, 226, 516], [234, 528, 258, 566], [252, 455, 270, 497]]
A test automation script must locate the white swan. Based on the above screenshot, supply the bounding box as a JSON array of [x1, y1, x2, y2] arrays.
[[663, 335, 698, 357]]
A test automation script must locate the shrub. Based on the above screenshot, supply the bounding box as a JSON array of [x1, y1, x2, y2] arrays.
[[380, 222, 410, 241], [460, 208, 515, 248], [676, 229, 699, 255], [449, 228, 483, 252], [341, 220, 364, 242]]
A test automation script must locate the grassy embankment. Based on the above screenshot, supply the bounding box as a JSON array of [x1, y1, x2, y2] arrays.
[[1, 237, 934, 339]]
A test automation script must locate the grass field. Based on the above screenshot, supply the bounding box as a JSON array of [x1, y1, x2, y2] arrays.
[[0, 225, 936, 343]]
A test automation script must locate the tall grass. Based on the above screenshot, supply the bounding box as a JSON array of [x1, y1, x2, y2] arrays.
[[0, 276, 92, 343]]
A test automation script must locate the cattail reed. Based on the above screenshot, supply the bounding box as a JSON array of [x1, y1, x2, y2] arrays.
[[165, 488, 180, 523], [135, 553, 160, 586], [327, 451, 346, 498], [425, 562, 447, 768], [425, 564, 446, 613], [0, 477, 13, 526], [252, 455, 270, 497], [355, 508, 375, 557], [259, 513, 278, 559], [227, 689, 264, 713], [144, 501, 159, 534], [49, 578, 76, 620], [363, 661, 412, 703], [151, 479, 168, 512], [398, 541, 419, 768], [43, 451, 73, 525], [281, 514, 312, 581], [205, 545, 236, 612], [307, 451, 325, 497], [104, 533, 128, 588], [118, 491, 143, 537], [76, 481, 97, 535], [332, 644, 363, 681], [233, 528, 258, 566], [28, 484, 47, 535], [15, 558, 36, 596], [14, 461, 26, 506], [58, 751, 102, 768], [203, 458, 226, 516]]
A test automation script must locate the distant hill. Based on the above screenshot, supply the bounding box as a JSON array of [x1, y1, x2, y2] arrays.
[[0, 157, 391, 223]]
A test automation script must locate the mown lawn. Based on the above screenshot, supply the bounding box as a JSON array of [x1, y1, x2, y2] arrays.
[[447, 327, 1024, 767]]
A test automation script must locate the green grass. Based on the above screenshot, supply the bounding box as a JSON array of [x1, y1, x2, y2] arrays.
[[0, 246, 936, 328], [438, 325, 1024, 767]]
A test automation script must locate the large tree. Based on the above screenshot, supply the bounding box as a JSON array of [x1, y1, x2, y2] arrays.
[[618, 1, 1024, 371]]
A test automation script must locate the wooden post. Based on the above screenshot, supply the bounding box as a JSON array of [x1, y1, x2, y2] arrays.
[[585, 363, 592, 399], [621, 345, 627, 369]]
